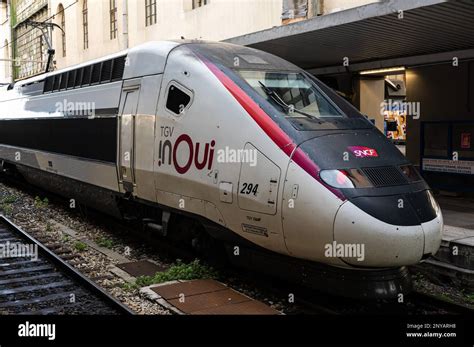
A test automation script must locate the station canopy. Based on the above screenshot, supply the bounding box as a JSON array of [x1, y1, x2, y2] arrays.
[[225, 0, 474, 75]]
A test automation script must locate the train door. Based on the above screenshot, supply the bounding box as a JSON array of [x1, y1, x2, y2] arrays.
[[118, 82, 141, 194]]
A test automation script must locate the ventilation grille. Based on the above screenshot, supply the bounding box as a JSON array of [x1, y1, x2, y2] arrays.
[[59, 74, 67, 90], [111, 56, 126, 81], [101, 60, 112, 82], [362, 166, 408, 187], [43, 77, 54, 92], [67, 70, 76, 89], [43, 55, 127, 93], [82, 65, 91, 86], [91, 63, 101, 84], [74, 69, 83, 86]]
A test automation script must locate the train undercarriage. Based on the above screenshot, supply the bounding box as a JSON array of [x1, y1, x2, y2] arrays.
[[1, 161, 413, 300]]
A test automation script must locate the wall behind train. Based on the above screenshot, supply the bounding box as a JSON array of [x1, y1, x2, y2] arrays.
[[0, 0, 11, 83], [49, 0, 283, 70], [48, 0, 379, 73], [1, 0, 382, 79]]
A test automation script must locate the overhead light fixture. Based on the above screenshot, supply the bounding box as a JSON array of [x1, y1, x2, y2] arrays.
[[359, 67, 405, 75]]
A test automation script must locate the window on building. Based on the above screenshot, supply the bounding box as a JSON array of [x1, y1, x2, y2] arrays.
[[110, 0, 117, 40], [1, 1, 8, 22], [82, 0, 88, 49], [14, 5, 48, 79], [59, 4, 66, 57], [192, 0, 208, 9], [145, 0, 157, 26]]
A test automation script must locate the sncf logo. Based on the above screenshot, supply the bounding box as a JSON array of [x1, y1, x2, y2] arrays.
[[348, 146, 379, 158]]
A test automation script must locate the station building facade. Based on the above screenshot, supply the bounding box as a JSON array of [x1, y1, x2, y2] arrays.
[[2, 0, 379, 81], [0, 0, 11, 83]]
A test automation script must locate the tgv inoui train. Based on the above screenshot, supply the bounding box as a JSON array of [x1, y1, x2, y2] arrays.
[[0, 41, 443, 298]]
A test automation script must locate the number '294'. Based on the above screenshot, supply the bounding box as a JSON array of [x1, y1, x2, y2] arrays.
[[240, 183, 258, 196]]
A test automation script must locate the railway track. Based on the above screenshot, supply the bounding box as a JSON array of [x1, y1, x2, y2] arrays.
[[0, 215, 134, 315], [233, 267, 474, 315], [1, 176, 472, 316], [286, 287, 474, 315], [407, 291, 474, 315]]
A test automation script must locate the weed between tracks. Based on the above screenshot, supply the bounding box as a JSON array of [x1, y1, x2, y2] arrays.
[[96, 236, 115, 249], [34, 196, 49, 209], [1, 194, 17, 204], [0, 194, 17, 215], [74, 241, 88, 252]]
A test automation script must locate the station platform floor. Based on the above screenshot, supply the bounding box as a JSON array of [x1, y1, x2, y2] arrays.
[[437, 195, 474, 247], [415, 194, 474, 290]]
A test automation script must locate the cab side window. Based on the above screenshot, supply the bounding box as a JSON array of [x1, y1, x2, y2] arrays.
[[166, 84, 191, 115]]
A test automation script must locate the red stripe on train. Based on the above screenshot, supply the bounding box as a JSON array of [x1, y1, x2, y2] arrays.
[[202, 59, 345, 201]]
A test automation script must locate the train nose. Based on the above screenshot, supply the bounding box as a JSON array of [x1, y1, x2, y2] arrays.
[[333, 191, 443, 267]]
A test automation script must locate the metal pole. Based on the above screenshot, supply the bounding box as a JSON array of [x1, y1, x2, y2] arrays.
[[0, 59, 44, 63], [122, 0, 129, 50]]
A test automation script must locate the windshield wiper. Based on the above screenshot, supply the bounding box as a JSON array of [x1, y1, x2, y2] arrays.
[[258, 81, 317, 119]]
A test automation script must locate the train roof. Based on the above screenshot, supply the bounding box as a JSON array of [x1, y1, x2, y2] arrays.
[[0, 40, 220, 100], [13, 40, 182, 87], [0, 40, 286, 100]]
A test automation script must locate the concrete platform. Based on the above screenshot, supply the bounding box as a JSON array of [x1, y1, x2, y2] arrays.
[[438, 196, 474, 265], [438, 195, 474, 231], [140, 279, 281, 315], [412, 195, 474, 289]]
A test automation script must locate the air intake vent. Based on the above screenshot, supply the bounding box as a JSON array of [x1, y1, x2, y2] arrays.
[[74, 68, 83, 87], [53, 75, 60, 91], [91, 63, 101, 84], [111, 56, 126, 81], [82, 65, 91, 86], [60, 73, 68, 90], [67, 70, 76, 89], [41, 55, 126, 95], [43, 77, 53, 93], [101, 59, 112, 82], [362, 166, 408, 187]]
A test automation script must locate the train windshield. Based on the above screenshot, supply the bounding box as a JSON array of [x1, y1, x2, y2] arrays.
[[238, 70, 344, 119], [188, 42, 372, 131]]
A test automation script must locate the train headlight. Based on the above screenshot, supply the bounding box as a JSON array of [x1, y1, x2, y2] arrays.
[[400, 165, 422, 182], [320, 169, 373, 189], [427, 190, 441, 214]]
